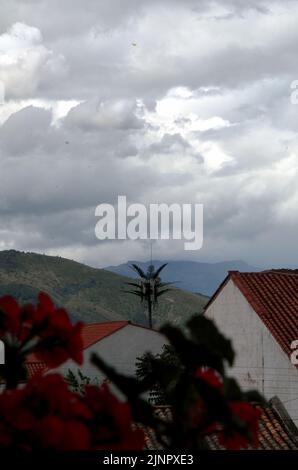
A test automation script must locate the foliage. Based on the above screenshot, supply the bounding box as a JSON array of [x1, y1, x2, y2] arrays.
[[136, 345, 180, 405], [66, 369, 99, 394]]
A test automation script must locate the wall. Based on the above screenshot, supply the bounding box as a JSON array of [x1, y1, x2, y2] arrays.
[[205, 279, 298, 426], [56, 324, 167, 389]]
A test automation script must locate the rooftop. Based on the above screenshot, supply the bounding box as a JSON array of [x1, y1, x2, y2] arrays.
[[205, 270, 298, 362], [81, 321, 129, 348]]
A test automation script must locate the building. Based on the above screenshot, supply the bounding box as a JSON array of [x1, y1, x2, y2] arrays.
[[27, 320, 167, 384], [204, 270, 298, 426]]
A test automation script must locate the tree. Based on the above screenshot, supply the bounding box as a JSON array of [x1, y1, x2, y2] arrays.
[[124, 263, 174, 328], [66, 368, 98, 394], [136, 345, 179, 405]]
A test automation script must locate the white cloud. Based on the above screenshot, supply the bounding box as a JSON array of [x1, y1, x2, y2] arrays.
[[0, 22, 66, 99], [65, 99, 144, 131]]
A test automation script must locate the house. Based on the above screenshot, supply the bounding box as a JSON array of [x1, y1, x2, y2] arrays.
[[204, 270, 298, 426], [27, 320, 167, 384]]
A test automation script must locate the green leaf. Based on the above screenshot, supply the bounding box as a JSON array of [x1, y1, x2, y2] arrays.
[[124, 282, 142, 289], [153, 263, 168, 279], [91, 353, 157, 427], [187, 316, 235, 366], [156, 288, 172, 297], [160, 324, 225, 374], [130, 264, 147, 278], [243, 389, 266, 404], [223, 377, 243, 400]]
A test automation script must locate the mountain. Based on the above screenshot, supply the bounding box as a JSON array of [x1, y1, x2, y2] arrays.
[[0, 250, 208, 327], [106, 259, 261, 296]]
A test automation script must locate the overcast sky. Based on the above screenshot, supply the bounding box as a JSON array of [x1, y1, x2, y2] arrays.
[[0, 0, 298, 268]]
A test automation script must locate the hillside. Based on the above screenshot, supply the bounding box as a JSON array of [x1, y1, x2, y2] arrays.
[[107, 259, 261, 296], [0, 250, 208, 327]]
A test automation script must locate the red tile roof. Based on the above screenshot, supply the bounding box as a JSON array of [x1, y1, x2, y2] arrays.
[[205, 270, 298, 362], [26, 362, 48, 378], [81, 321, 129, 348]]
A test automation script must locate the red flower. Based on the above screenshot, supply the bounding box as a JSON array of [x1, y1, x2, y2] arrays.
[[83, 383, 145, 450], [0, 293, 84, 374], [0, 375, 144, 450], [218, 401, 262, 450], [0, 295, 21, 336], [35, 416, 91, 450], [0, 374, 92, 450], [25, 374, 91, 420], [34, 293, 84, 367], [195, 367, 223, 390]]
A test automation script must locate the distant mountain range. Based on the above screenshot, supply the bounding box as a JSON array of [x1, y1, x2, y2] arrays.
[[106, 259, 262, 296], [0, 250, 208, 327]]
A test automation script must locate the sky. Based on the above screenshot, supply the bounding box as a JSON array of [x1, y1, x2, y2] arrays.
[[0, 0, 298, 268]]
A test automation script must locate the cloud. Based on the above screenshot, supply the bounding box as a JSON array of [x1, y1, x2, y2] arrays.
[[0, 1, 298, 268], [0, 22, 65, 99], [65, 99, 144, 131]]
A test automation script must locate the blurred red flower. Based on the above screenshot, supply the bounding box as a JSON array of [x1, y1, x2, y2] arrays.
[[84, 383, 144, 450], [0, 292, 84, 369], [0, 375, 144, 450], [0, 295, 21, 336], [34, 293, 84, 366], [195, 367, 223, 390], [218, 401, 262, 450]]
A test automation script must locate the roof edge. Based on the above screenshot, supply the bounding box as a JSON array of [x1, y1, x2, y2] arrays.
[[269, 396, 298, 443], [203, 272, 233, 313], [83, 321, 130, 349]]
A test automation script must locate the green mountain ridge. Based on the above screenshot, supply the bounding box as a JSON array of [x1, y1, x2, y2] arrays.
[[0, 250, 209, 327]]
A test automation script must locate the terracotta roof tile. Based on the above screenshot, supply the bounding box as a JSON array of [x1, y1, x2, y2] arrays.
[[229, 271, 298, 361], [26, 362, 48, 378], [81, 321, 129, 349], [205, 270, 298, 364], [142, 398, 298, 450]]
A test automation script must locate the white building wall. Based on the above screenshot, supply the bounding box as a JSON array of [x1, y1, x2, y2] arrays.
[[56, 324, 167, 385], [205, 279, 298, 426]]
